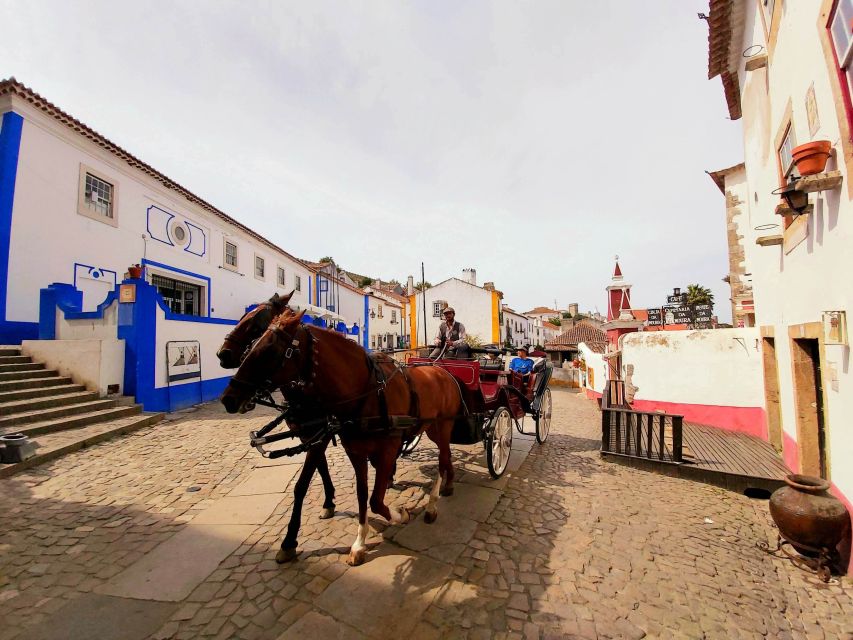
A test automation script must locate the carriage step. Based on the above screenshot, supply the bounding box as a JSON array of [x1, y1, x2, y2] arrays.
[[0, 368, 56, 382], [0, 411, 165, 478], [0, 399, 119, 431], [0, 390, 101, 416], [0, 375, 74, 392], [0, 383, 86, 403]]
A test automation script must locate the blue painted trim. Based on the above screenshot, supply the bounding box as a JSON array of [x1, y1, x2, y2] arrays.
[[363, 294, 370, 349], [146, 205, 176, 247], [0, 111, 36, 344], [117, 279, 157, 399], [307, 276, 312, 306], [72, 262, 117, 302], [183, 220, 206, 257], [142, 258, 212, 318]]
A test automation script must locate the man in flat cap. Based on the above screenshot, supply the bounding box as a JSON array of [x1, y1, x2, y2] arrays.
[[430, 306, 470, 358]]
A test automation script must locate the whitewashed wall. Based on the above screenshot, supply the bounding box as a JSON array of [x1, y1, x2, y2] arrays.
[[578, 342, 606, 394], [154, 305, 232, 390], [6, 99, 317, 326], [55, 300, 119, 340], [411, 278, 497, 347], [367, 295, 401, 350], [21, 338, 124, 396]]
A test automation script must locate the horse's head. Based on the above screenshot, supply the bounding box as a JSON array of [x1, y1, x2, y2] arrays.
[[221, 308, 306, 414], [216, 291, 293, 368]]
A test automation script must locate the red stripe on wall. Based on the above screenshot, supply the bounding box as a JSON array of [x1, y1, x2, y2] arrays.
[[628, 399, 767, 439]]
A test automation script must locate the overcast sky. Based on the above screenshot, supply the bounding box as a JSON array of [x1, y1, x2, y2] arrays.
[[2, 0, 742, 319]]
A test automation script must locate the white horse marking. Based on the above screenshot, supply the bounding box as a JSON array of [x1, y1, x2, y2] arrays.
[[351, 522, 368, 554], [427, 470, 443, 517]]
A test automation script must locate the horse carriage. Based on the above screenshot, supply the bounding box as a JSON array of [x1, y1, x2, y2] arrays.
[[404, 352, 553, 478], [217, 294, 553, 565]]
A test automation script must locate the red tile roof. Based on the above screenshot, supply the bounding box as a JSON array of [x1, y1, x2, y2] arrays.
[[544, 324, 606, 351], [0, 78, 316, 272], [523, 306, 559, 315], [706, 0, 743, 120]]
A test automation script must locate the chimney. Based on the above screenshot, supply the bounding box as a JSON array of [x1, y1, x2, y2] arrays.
[[483, 281, 495, 291], [406, 275, 414, 295], [462, 268, 477, 286]]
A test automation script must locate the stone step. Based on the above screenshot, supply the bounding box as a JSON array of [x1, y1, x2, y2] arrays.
[[0, 375, 74, 392], [0, 390, 101, 417], [0, 411, 165, 478], [0, 399, 118, 431], [0, 369, 56, 382], [0, 383, 86, 403], [0, 404, 142, 438], [0, 362, 44, 373], [0, 355, 32, 365], [0, 346, 21, 357]]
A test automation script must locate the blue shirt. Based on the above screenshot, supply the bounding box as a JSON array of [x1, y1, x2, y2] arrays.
[[509, 357, 533, 375]]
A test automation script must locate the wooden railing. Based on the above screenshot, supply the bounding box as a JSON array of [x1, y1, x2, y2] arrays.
[[601, 407, 684, 463], [601, 380, 627, 409]]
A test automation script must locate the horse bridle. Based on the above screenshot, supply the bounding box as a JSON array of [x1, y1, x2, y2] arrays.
[[229, 319, 311, 397]]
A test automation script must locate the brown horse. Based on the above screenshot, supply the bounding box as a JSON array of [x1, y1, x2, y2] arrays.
[[216, 292, 338, 562], [221, 309, 463, 565]]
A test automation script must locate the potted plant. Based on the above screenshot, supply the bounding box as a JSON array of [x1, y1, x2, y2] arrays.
[[792, 140, 832, 176], [128, 264, 143, 279]]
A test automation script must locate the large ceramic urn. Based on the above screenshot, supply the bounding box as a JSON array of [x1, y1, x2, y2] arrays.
[[769, 474, 850, 556]]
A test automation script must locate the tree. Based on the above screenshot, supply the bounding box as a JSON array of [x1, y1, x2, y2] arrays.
[[686, 284, 715, 329], [358, 276, 373, 288], [573, 312, 588, 320], [319, 256, 334, 264], [414, 281, 432, 291], [549, 316, 562, 326], [561, 311, 571, 319]]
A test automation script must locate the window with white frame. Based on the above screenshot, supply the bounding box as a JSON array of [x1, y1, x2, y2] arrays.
[[391, 309, 397, 323], [224, 241, 238, 270], [294, 274, 301, 291], [77, 165, 118, 226], [255, 255, 265, 280], [277, 266, 286, 287], [830, 1, 853, 101], [378, 304, 383, 318], [433, 301, 446, 317], [778, 124, 799, 183]]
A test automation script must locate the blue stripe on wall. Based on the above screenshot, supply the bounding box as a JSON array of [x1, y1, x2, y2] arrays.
[[363, 294, 370, 350], [0, 111, 38, 343]]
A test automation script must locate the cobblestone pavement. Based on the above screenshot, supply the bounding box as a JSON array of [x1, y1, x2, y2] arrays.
[[1, 389, 851, 640]]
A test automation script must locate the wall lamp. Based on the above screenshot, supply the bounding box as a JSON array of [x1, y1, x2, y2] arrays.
[[772, 184, 810, 215]]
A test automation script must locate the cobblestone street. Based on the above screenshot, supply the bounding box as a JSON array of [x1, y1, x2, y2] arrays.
[[1, 389, 851, 640]]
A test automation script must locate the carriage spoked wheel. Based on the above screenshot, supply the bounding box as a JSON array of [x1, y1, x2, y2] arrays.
[[400, 433, 421, 456], [486, 407, 513, 478], [535, 387, 552, 444]]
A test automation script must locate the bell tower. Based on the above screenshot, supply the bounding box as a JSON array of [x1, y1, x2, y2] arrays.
[[606, 256, 633, 321]]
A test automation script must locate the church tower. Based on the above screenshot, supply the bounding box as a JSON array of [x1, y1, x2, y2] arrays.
[[606, 259, 634, 321]]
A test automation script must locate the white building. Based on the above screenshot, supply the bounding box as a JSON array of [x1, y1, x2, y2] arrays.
[[409, 269, 503, 348], [528, 316, 560, 349], [364, 285, 409, 350], [705, 0, 853, 560], [502, 306, 529, 349], [0, 78, 366, 411]]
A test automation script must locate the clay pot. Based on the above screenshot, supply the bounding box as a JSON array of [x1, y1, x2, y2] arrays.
[[128, 265, 143, 279], [768, 474, 850, 556], [792, 140, 832, 176]]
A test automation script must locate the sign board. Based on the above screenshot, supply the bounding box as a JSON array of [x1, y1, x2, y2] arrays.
[[667, 294, 687, 304], [646, 308, 662, 325], [167, 341, 201, 382], [119, 284, 136, 303]]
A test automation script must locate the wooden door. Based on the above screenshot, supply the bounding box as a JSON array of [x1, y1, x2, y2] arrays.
[[791, 338, 827, 478], [761, 338, 783, 452]]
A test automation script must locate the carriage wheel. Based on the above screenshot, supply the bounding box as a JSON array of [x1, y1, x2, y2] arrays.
[[486, 407, 513, 478], [535, 388, 552, 444], [400, 433, 421, 456]]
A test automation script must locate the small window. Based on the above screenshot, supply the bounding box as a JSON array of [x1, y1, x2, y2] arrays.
[[294, 274, 302, 291], [433, 301, 446, 317], [378, 304, 383, 318], [391, 309, 397, 323], [371, 336, 376, 348], [77, 165, 118, 226], [830, 0, 853, 126], [277, 266, 286, 287], [255, 255, 265, 280], [778, 124, 799, 183], [224, 241, 238, 270]]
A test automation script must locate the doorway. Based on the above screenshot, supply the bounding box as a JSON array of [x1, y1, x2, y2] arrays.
[[761, 337, 783, 452], [791, 337, 827, 478]]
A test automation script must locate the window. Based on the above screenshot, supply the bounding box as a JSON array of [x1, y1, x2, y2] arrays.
[[77, 165, 118, 226], [371, 336, 376, 348], [255, 255, 265, 280], [151, 273, 203, 316], [378, 304, 383, 318], [433, 301, 446, 317], [391, 309, 397, 323], [294, 274, 301, 291], [277, 266, 286, 287], [829, 0, 853, 133], [224, 241, 238, 270], [778, 124, 799, 183]]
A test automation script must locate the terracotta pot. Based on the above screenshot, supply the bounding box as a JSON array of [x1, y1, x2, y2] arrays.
[[792, 140, 832, 176], [128, 266, 143, 279], [768, 474, 850, 556]]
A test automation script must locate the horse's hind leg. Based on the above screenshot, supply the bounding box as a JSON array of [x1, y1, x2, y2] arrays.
[[432, 419, 455, 496], [347, 452, 370, 566], [368, 444, 410, 525], [316, 443, 336, 519], [424, 466, 442, 524], [276, 448, 319, 563]]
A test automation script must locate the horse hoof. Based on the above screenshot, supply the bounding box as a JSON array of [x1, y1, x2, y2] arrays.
[[319, 507, 335, 519], [424, 509, 437, 524], [276, 548, 298, 564], [347, 548, 366, 566], [440, 486, 454, 497]]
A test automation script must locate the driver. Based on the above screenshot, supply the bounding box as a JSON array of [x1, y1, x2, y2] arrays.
[[509, 345, 534, 376], [430, 307, 470, 358]]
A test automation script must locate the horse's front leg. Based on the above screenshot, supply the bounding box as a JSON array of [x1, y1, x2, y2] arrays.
[[347, 452, 370, 566], [315, 440, 336, 519], [276, 448, 320, 564], [368, 443, 410, 525]]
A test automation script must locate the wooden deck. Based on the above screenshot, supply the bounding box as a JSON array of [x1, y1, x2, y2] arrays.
[[602, 420, 790, 494]]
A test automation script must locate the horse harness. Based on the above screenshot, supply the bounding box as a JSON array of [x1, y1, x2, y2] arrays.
[[245, 323, 423, 460]]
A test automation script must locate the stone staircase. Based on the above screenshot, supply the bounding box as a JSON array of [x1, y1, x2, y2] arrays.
[[0, 346, 164, 478]]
